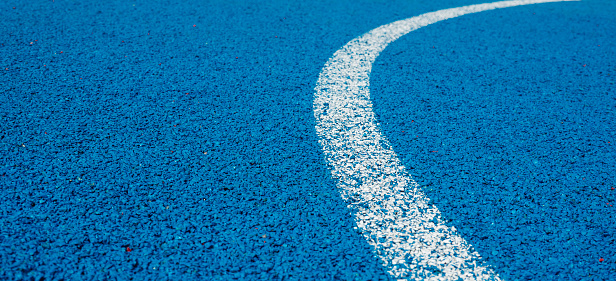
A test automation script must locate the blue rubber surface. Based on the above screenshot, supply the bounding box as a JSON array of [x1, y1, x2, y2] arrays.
[[1, 0, 614, 280], [372, 2, 616, 280]]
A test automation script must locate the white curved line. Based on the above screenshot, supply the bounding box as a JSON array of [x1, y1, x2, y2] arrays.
[[313, 0, 577, 280]]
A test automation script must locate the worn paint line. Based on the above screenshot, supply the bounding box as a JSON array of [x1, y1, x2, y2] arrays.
[[313, 0, 577, 280]]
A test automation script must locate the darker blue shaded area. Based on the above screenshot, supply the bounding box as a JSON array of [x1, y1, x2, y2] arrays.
[[372, 1, 616, 280]]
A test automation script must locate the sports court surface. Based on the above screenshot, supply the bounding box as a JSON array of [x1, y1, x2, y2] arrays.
[[1, 0, 614, 280]]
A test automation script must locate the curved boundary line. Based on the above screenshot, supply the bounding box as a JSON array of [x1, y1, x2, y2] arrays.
[[313, 0, 577, 280]]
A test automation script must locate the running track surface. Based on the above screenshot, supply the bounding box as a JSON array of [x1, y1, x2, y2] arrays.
[[1, 0, 615, 280]]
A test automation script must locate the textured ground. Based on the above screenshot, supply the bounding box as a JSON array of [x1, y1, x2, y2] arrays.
[[1, 0, 614, 280]]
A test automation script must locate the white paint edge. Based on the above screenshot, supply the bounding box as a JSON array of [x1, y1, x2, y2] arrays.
[[313, 0, 578, 280]]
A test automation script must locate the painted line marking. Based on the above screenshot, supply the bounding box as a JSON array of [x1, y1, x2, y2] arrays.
[[313, 0, 577, 280]]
